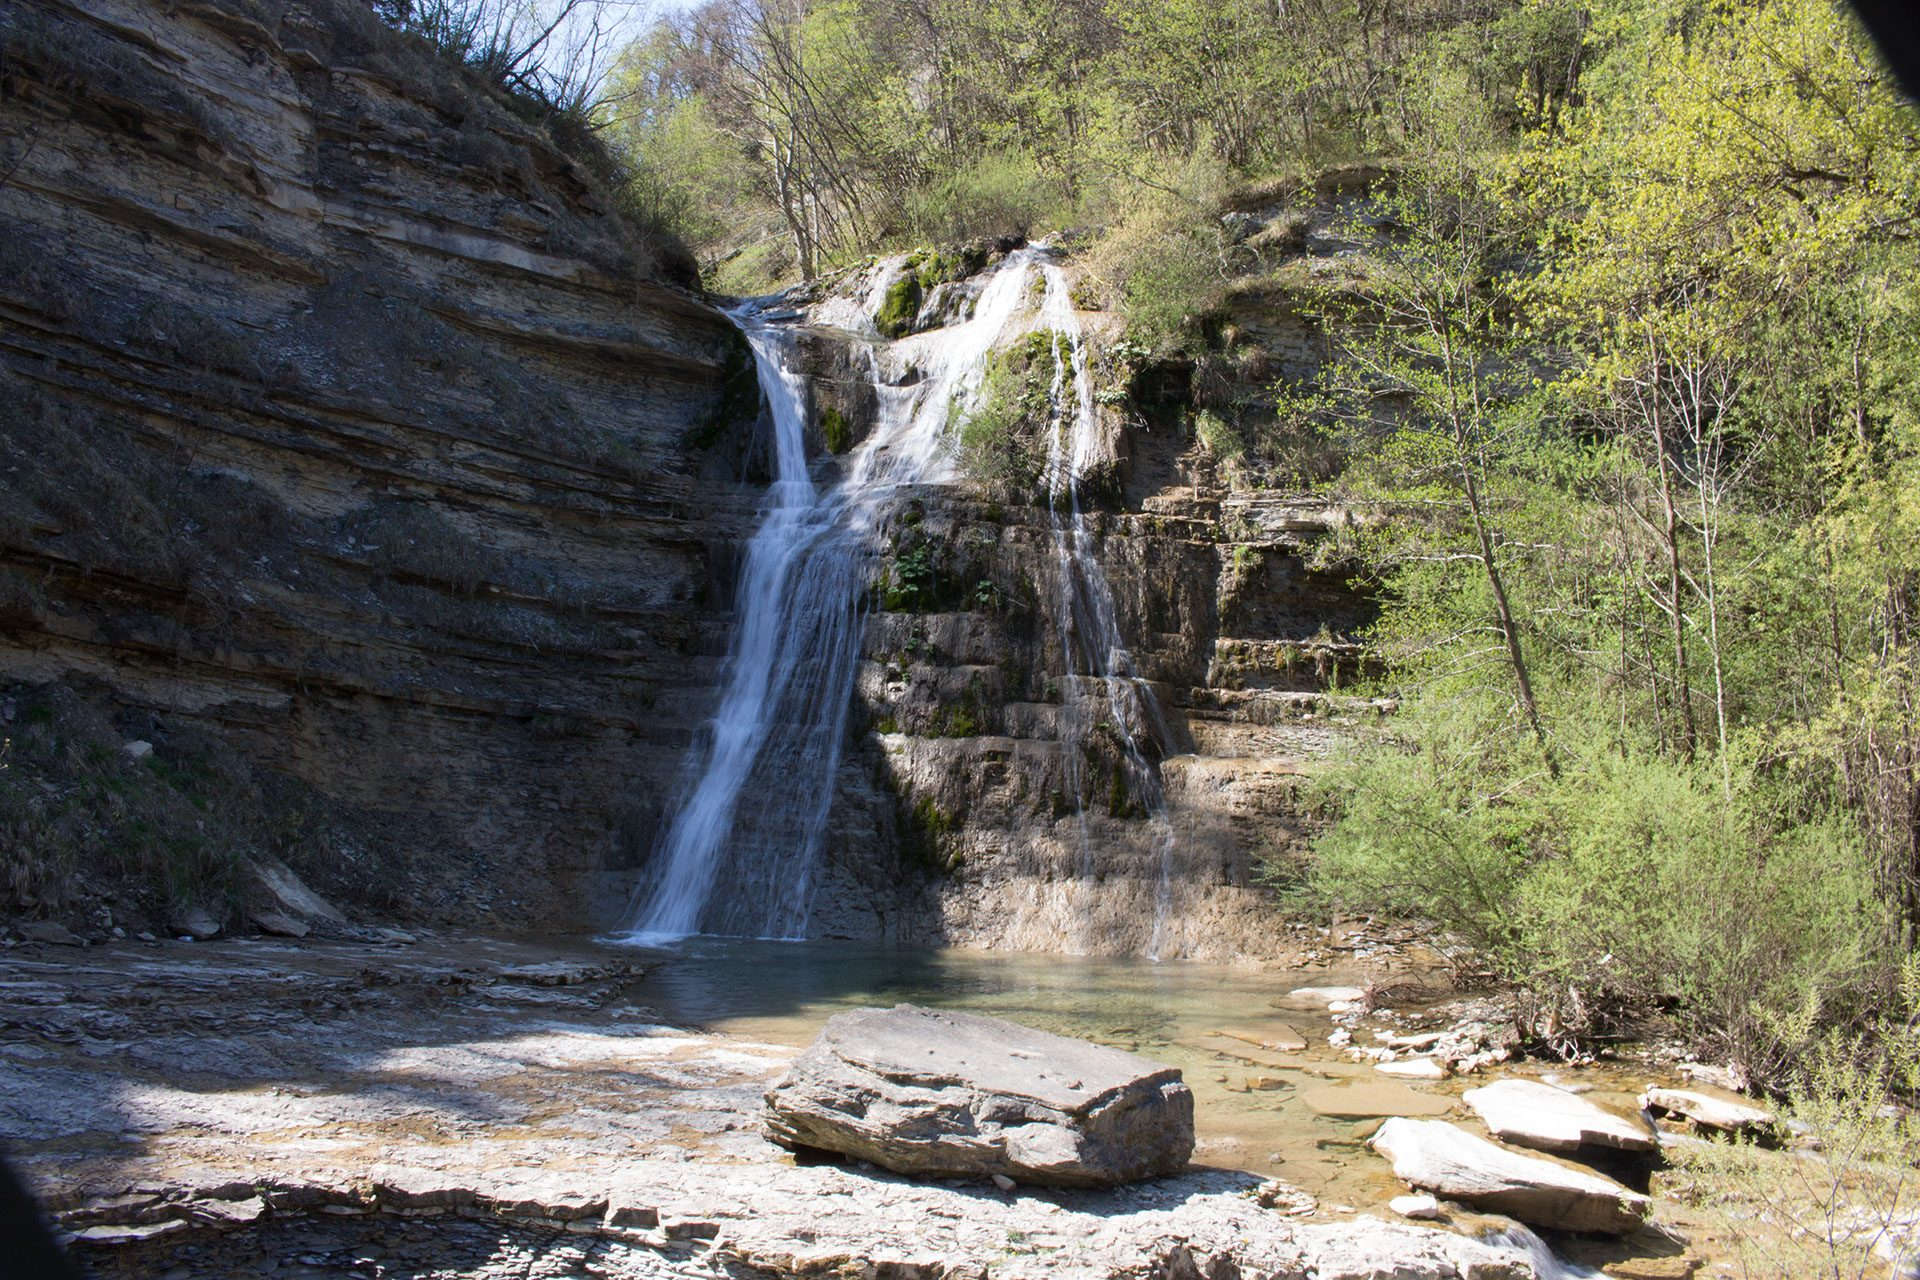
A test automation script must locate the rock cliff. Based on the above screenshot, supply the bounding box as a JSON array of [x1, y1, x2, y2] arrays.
[[0, 0, 748, 932], [0, 0, 1377, 955], [743, 241, 1380, 959]]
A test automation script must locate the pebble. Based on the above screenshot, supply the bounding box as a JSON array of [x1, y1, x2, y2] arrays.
[[1390, 1193, 1441, 1220]]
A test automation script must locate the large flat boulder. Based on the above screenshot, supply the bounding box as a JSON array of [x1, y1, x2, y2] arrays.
[[1371, 1117, 1652, 1234], [1464, 1079, 1657, 1154], [762, 1004, 1193, 1187]]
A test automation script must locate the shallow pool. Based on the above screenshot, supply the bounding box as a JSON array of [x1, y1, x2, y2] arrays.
[[624, 937, 1476, 1207]]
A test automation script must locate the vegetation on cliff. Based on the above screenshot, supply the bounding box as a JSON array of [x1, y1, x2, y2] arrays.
[[605, 0, 1582, 291]]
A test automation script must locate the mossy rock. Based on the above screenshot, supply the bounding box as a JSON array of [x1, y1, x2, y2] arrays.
[[821, 405, 853, 454], [911, 243, 991, 291], [874, 275, 924, 338], [901, 793, 959, 873]]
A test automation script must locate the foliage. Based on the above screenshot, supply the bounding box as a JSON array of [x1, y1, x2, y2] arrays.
[[953, 335, 1055, 495], [606, 0, 1605, 286], [903, 151, 1062, 245], [1665, 955, 1920, 1278], [1292, 0, 1920, 1077], [1083, 157, 1232, 355], [1315, 700, 1894, 1074], [881, 540, 939, 612], [369, 0, 627, 120]]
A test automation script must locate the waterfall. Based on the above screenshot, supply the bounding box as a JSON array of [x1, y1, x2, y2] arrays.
[[623, 255, 1042, 943], [1482, 1225, 1604, 1280], [623, 246, 1182, 952], [1035, 264, 1181, 959]]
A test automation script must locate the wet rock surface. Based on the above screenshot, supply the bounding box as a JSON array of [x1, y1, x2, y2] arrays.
[[4, 936, 1553, 1279], [763, 1003, 1195, 1186]]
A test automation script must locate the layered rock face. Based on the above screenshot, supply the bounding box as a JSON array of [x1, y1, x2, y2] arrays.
[[788, 244, 1378, 957], [836, 483, 1375, 958], [0, 0, 1376, 952], [0, 0, 746, 928]]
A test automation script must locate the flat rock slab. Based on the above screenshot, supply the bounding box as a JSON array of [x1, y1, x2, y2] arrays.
[[1183, 1034, 1312, 1071], [1465, 1079, 1656, 1154], [763, 1003, 1194, 1187], [1371, 1117, 1652, 1234], [1213, 1023, 1310, 1053], [1640, 1087, 1775, 1135], [1301, 1081, 1454, 1119], [1277, 986, 1367, 1010], [8, 938, 1565, 1280], [1376, 1057, 1448, 1079]]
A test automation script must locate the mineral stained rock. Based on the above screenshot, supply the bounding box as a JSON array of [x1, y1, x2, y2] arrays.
[[763, 1003, 1194, 1186]]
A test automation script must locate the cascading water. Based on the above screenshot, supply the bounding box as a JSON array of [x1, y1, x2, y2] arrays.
[[1034, 263, 1181, 959], [623, 255, 1043, 943], [1483, 1225, 1604, 1280]]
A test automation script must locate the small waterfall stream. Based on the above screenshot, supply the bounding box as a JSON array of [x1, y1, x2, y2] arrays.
[[1036, 264, 1181, 958], [1483, 1226, 1604, 1279], [625, 255, 1041, 942]]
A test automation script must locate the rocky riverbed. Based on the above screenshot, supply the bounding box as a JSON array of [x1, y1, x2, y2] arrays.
[[0, 931, 1731, 1278]]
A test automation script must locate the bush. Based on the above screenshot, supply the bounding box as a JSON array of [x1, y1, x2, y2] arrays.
[[1085, 152, 1232, 356], [1307, 702, 1898, 1078], [954, 335, 1054, 495], [904, 150, 1061, 245], [1665, 956, 1920, 1278]]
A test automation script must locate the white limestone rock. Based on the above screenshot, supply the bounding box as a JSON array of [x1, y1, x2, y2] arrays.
[[1464, 1078, 1657, 1154], [1390, 1193, 1442, 1220], [1377, 1057, 1449, 1080], [1370, 1117, 1652, 1235]]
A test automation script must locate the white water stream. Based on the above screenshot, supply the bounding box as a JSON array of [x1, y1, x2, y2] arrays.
[[624, 255, 1044, 943], [1036, 264, 1180, 958]]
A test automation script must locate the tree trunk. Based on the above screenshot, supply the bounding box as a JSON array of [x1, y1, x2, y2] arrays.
[[1651, 421, 1698, 760], [1463, 463, 1555, 773]]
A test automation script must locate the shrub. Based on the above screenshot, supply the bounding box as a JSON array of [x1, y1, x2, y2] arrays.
[[904, 150, 1061, 245], [954, 335, 1056, 494], [881, 541, 939, 612], [1307, 701, 1898, 1078], [1665, 956, 1920, 1278], [1085, 152, 1233, 356]]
